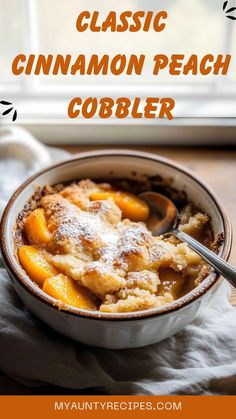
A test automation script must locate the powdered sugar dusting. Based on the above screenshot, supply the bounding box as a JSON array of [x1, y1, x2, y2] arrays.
[[36, 179, 209, 313]]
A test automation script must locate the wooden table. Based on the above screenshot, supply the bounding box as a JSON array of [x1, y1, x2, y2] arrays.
[[1, 146, 235, 394]]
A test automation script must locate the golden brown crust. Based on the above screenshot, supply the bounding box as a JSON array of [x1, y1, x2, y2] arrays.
[[41, 194, 105, 256], [16, 179, 214, 313]]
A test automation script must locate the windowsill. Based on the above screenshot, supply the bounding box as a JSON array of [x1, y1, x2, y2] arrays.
[[0, 119, 235, 145], [0, 97, 236, 145]]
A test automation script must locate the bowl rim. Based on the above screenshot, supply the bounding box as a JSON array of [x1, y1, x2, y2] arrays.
[[0, 149, 233, 321]]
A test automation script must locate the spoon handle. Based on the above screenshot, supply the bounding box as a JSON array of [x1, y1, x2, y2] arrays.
[[171, 228, 236, 288]]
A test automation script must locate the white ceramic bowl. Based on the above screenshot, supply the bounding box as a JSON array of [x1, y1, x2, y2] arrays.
[[0, 150, 232, 349]]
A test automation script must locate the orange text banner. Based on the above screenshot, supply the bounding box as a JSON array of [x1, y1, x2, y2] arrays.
[[0, 396, 235, 419]]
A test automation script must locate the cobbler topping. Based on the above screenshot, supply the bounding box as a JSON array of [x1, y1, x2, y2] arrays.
[[16, 179, 213, 313]]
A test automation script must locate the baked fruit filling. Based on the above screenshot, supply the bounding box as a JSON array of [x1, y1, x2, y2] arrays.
[[16, 179, 212, 313]]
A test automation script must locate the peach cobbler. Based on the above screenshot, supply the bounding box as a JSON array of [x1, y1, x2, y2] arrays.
[[15, 179, 214, 313]]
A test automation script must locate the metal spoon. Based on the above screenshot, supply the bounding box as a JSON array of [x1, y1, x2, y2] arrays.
[[140, 191, 236, 288]]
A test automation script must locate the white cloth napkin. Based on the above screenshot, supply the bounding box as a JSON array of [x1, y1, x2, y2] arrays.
[[0, 128, 236, 395], [0, 127, 53, 216]]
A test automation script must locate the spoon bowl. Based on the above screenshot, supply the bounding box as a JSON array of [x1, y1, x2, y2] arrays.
[[139, 191, 178, 235]]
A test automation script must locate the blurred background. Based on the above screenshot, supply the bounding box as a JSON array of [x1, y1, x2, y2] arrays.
[[0, 0, 236, 144]]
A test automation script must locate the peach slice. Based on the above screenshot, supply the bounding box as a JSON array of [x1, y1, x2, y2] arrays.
[[18, 245, 58, 287], [25, 208, 51, 245], [43, 274, 97, 311], [90, 190, 149, 222]]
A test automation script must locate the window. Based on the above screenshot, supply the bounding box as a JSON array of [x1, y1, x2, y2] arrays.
[[0, 0, 236, 130]]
